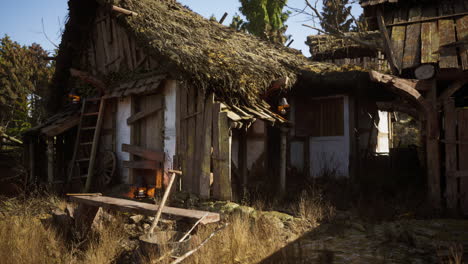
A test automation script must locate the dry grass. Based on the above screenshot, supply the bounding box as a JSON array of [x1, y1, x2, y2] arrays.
[[0, 190, 334, 264], [180, 214, 286, 264], [295, 190, 335, 227], [0, 194, 126, 264]]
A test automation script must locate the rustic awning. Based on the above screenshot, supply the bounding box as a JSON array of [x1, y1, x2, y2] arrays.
[[103, 74, 168, 99]]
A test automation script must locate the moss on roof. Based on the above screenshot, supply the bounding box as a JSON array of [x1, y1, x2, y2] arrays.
[[102, 0, 362, 106]]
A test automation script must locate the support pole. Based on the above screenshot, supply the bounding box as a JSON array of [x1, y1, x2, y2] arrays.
[[238, 129, 248, 197], [426, 81, 441, 209], [47, 138, 54, 184], [279, 127, 288, 195]]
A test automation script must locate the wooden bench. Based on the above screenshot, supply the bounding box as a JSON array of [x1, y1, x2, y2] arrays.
[[68, 195, 220, 224]]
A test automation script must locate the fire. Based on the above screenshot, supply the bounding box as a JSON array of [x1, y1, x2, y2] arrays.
[[122, 186, 156, 199], [123, 186, 137, 198], [147, 188, 156, 198]]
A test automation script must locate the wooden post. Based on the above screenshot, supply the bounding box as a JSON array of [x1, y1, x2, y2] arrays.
[[238, 128, 248, 197], [199, 94, 213, 198], [47, 137, 54, 184], [426, 81, 441, 209], [212, 107, 232, 201], [444, 98, 458, 210], [279, 127, 288, 195], [29, 140, 35, 184]]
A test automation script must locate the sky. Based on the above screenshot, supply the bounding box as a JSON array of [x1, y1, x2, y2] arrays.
[[0, 0, 362, 57]]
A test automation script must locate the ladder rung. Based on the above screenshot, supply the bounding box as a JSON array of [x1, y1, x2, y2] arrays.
[[80, 142, 93, 146], [83, 112, 99, 116], [81, 126, 96, 131], [76, 158, 90, 162]]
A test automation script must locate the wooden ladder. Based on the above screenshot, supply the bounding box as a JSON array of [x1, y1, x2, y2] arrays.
[[67, 97, 106, 192]]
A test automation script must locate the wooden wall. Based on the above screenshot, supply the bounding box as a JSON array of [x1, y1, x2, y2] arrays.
[[80, 7, 158, 77], [177, 84, 232, 200], [444, 99, 468, 214]]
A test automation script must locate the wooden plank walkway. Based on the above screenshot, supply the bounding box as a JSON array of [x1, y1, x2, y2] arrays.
[[69, 195, 220, 224]]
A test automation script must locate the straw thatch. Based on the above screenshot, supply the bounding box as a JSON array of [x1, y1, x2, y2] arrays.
[[49, 0, 367, 113], [101, 0, 362, 106], [306, 32, 382, 60]]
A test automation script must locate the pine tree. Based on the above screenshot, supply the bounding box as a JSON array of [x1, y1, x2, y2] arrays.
[[235, 0, 291, 44], [320, 0, 353, 33], [0, 35, 54, 136]]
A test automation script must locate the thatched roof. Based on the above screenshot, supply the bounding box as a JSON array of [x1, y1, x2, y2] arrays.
[[306, 32, 382, 60], [49, 0, 367, 116], [103, 0, 364, 106]]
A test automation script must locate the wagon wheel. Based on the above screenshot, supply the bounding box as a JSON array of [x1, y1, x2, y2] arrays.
[[95, 150, 116, 187]]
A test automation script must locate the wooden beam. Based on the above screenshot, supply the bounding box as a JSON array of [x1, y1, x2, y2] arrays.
[[426, 80, 441, 209], [438, 79, 468, 102], [123, 160, 159, 170], [127, 106, 163, 125], [70, 68, 106, 95], [111, 5, 138, 16], [122, 144, 164, 162], [69, 195, 219, 224], [386, 12, 468, 27], [369, 71, 429, 110], [447, 170, 468, 178], [376, 101, 420, 119], [199, 93, 213, 198], [376, 8, 400, 75]]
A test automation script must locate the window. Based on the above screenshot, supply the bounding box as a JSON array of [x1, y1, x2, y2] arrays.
[[295, 97, 344, 137]]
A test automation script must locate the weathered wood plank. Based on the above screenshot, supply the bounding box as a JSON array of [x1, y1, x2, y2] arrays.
[[391, 8, 408, 70], [421, 7, 439, 63], [455, 14, 468, 70], [199, 93, 213, 198], [122, 144, 164, 162], [126, 101, 162, 125], [186, 86, 196, 193], [194, 89, 205, 196], [69, 195, 219, 224], [212, 103, 222, 199], [444, 99, 458, 210], [377, 8, 400, 74], [426, 81, 441, 209], [123, 160, 159, 170], [402, 7, 422, 69], [439, 2, 459, 68], [457, 109, 468, 214], [180, 85, 189, 191], [218, 111, 232, 200]]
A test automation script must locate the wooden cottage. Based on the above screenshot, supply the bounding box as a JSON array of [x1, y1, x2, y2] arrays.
[[24, 0, 412, 202], [360, 0, 468, 212]]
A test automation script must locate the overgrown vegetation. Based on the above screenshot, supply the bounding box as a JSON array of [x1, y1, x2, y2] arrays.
[[0, 35, 54, 139]]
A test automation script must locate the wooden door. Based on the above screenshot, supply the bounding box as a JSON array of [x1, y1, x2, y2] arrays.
[[123, 93, 165, 192], [444, 100, 468, 214]]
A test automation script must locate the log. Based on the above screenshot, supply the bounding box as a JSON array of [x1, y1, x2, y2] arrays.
[[111, 5, 138, 16], [414, 64, 435, 80], [68, 195, 220, 224]]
